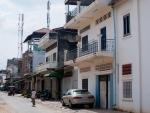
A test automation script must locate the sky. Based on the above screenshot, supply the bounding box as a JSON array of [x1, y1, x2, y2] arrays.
[[0, 0, 65, 69]]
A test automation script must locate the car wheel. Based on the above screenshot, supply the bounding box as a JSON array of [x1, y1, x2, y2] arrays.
[[69, 100, 73, 108], [61, 99, 65, 106], [89, 103, 94, 108]]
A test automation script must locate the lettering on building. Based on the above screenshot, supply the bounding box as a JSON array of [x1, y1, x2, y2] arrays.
[[95, 12, 111, 25]]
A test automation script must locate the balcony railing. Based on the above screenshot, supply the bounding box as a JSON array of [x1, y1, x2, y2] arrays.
[[65, 39, 114, 61], [36, 61, 57, 73], [66, 6, 87, 23]]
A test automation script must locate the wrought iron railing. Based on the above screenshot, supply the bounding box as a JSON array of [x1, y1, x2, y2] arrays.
[[66, 6, 87, 23], [79, 40, 98, 57], [65, 39, 114, 61]]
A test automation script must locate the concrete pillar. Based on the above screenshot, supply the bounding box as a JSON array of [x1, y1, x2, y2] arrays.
[[77, 43, 80, 57]]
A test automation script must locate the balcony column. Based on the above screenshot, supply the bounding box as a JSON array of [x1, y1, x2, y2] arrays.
[[98, 34, 102, 52], [64, 50, 68, 61], [77, 0, 81, 14]]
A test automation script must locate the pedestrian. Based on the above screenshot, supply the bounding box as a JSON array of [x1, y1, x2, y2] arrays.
[[31, 89, 36, 107]]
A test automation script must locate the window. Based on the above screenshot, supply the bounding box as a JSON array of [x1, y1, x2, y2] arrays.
[[82, 36, 88, 51], [123, 13, 131, 36], [82, 79, 88, 90], [46, 57, 49, 63], [123, 81, 132, 98], [122, 64, 132, 75], [53, 53, 56, 61], [73, 90, 90, 94]]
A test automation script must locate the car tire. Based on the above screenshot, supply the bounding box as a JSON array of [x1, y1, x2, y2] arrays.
[[61, 99, 65, 106], [69, 100, 73, 108], [89, 103, 94, 108]]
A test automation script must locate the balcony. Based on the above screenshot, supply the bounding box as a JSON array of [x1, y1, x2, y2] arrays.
[[65, 39, 114, 65], [39, 33, 57, 49], [65, 0, 111, 29], [66, 6, 87, 23], [35, 61, 57, 74]]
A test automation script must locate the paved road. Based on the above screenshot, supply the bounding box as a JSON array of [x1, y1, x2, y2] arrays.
[[0, 92, 127, 113]]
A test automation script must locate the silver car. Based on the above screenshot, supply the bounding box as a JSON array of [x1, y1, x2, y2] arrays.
[[61, 89, 95, 108]]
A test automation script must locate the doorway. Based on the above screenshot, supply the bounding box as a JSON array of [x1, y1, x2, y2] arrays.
[[99, 76, 109, 109], [41, 80, 45, 91]]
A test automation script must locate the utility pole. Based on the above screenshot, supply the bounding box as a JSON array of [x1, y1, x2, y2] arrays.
[[47, 0, 50, 29], [18, 14, 24, 58]]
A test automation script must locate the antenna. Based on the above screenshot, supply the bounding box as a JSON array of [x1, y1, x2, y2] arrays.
[[47, 0, 51, 29], [18, 14, 24, 58]]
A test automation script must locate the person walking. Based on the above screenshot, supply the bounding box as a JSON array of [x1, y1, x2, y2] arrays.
[[31, 89, 36, 107]]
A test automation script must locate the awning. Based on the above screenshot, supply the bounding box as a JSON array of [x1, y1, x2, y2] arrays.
[[48, 71, 64, 79], [44, 73, 50, 77], [13, 79, 25, 84]]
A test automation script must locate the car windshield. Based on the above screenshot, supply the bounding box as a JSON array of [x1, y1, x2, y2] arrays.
[[73, 90, 90, 94]]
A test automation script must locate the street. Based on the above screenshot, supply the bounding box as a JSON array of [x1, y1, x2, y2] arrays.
[[0, 92, 127, 113]]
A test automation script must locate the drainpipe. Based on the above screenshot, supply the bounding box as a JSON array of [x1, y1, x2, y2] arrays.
[[137, 0, 143, 112], [112, 5, 117, 108]]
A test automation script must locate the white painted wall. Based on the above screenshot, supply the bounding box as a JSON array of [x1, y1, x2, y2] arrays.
[[78, 66, 96, 96], [115, 0, 143, 112], [61, 67, 78, 95], [78, 9, 114, 47], [138, 0, 150, 113]]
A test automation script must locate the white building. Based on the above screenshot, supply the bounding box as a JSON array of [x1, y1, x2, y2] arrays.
[[64, 0, 150, 112], [0, 70, 7, 85], [114, 0, 150, 113], [64, 0, 114, 109]]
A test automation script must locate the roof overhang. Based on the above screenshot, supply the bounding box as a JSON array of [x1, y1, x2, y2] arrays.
[[64, 0, 111, 29], [65, 0, 95, 6]]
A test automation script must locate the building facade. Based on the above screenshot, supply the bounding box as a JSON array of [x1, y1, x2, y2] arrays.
[[64, 0, 150, 112], [64, 0, 114, 109], [0, 70, 7, 85], [114, 0, 150, 113], [36, 27, 78, 99], [23, 28, 46, 91]]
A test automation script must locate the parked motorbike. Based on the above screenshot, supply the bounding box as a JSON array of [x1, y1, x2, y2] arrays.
[[40, 90, 51, 101]]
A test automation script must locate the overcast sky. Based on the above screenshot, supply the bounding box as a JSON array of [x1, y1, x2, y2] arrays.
[[0, 0, 65, 69]]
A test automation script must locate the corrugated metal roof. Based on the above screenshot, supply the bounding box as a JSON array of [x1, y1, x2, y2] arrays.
[[24, 28, 50, 42]]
